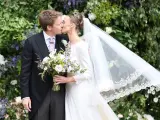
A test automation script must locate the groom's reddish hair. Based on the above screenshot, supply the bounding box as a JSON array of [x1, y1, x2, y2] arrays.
[[39, 10, 62, 31]]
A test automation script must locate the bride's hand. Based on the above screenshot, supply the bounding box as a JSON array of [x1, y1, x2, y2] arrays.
[[54, 75, 75, 84]]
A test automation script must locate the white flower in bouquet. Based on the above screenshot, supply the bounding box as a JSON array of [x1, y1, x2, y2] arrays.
[[55, 65, 63, 73], [145, 94, 149, 98], [44, 66, 48, 71], [38, 63, 44, 69], [59, 54, 65, 60], [155, 86, 160, 92], [147, 89, 151, 94], [105, 27, 113, 34], [42, 57, 50, 64], [153, 97, 158, 103], [49, 49, 56, 59], [150, 86, 155, 91], [88, 13, 96, 21], [151, 91, 155, 95], [15, 96, 22, 104], [10, 80, 18, 85], [143, 114, 154, 120]]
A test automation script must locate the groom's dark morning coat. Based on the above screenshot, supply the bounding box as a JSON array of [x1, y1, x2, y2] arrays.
[[20, 31, 68, 119]]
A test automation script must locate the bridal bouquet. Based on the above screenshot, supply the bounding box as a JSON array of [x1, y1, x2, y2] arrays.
[[38, 46, 86, 91], [38, 50, 66, 91]]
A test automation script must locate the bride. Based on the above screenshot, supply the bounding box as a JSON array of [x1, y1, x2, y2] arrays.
[[54, 14, 119, 120], [54, 12, 160, 119]]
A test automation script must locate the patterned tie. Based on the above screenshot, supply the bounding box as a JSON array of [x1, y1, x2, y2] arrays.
[[49, 37, 55, 52]]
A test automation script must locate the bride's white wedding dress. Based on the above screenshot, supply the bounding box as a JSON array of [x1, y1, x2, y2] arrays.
[[65, 40, 119, 120]]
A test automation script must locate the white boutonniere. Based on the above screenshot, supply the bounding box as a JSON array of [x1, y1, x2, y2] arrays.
[[62, 39, 68, 46]]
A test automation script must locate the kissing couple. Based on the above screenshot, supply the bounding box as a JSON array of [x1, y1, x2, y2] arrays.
[[20, 9, 160, 120]]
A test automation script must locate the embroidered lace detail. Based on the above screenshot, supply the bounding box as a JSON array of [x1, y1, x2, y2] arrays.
[[100, 69, 158, 102]]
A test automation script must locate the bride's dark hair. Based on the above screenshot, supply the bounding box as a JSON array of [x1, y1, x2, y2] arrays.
[[69, 11, 84, 31]]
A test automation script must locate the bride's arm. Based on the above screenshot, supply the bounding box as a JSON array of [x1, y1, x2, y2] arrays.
[[72, 42, 93, 84]]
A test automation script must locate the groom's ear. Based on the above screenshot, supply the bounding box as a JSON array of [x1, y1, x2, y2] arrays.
[[46, 25, 52, 31]]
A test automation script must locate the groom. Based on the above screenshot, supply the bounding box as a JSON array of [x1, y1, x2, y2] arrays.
[[20, 10, 68, 120]]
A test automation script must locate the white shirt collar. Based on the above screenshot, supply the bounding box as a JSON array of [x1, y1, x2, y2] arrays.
[[43, 31, 55, 40]]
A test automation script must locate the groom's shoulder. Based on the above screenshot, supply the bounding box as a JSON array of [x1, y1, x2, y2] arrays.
[[27, 32, 41, 40], [26, 32, 42, 44]]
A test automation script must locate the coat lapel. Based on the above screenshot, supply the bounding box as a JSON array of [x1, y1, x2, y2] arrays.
[[35, 32, 49, 60]]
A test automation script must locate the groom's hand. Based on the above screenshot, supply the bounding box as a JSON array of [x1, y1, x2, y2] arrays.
[[22, 97, 31, 112]]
